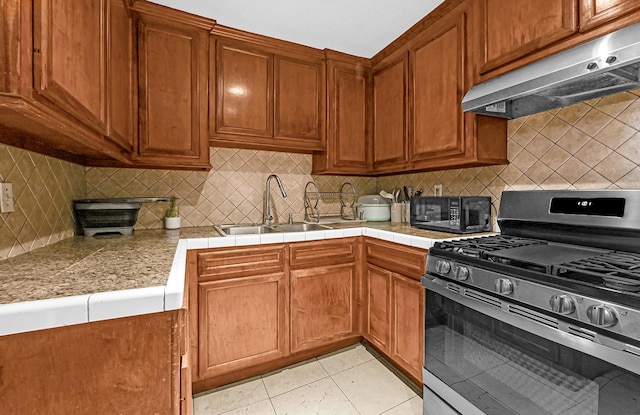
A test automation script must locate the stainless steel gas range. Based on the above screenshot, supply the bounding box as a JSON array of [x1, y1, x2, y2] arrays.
[[422, 190, 640, 415]]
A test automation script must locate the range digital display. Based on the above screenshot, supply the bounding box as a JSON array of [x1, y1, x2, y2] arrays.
[[549, 197, 625, 217]]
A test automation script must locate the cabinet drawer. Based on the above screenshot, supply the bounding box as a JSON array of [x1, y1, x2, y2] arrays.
[[365, 238, 427, 280], [289, 238, 357, 268], [197, 245, 285, 279]]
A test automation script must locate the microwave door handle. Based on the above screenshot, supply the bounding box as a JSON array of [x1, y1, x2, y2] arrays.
[[464, 205, 469, 226]]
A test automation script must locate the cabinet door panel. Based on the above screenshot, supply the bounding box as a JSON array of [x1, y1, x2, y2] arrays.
[[580, 0, 640, 31], [198, 273, 288, 377], [365, 238, 427, 281], [136, 18, 210, 170], [289, 238, 356, 269], [215, 41, 272, 137], [106, 0, 134, 152], [290, 263, 357, 352], [372, 56, 407, 169], [198, 245, 286, 280], [274, 56, 324, 142], [411, 19, 464, 161], [481, 0, 577, 73], [391, 274, 424, 382], [33, 0, 106, 133], [365, 264, 391, 353]]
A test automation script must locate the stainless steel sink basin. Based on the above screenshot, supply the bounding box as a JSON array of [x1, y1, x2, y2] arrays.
[[269, 223, 331, 232], [214, 223, 332, 236], [214, 224, 277, 236]]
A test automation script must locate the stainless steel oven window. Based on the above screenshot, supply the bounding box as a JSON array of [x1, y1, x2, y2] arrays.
[[424, 290, 640, 415]]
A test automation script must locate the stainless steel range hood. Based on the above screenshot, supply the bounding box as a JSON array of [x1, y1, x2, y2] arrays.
[[462, 22, 640, 119]]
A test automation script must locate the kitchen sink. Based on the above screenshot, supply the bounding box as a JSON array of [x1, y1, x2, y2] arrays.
[[269, 223, 331, 232], [214, 225, 277, 236], [214, 222, 332, 236]]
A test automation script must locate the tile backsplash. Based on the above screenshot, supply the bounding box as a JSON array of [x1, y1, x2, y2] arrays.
[[0, 145, 85, 260], [379, 89, 640, 228], [85, 148, 377, 230], [1, 89, 639, 260]]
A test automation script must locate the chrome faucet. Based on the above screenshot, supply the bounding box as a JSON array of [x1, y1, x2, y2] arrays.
[[264, 174, 287, 225]]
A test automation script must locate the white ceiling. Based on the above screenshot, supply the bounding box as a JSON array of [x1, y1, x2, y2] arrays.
[[149, 0, 445, 58]]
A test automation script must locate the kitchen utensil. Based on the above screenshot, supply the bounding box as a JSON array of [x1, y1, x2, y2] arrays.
[[393, 188, 400, 203], [414, 189, 423, 197], [379, 190, 395, 201]]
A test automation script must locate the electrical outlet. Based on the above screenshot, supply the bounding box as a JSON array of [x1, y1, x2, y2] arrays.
[[434, 184, 443, 197], [1, 183, 14, 213]]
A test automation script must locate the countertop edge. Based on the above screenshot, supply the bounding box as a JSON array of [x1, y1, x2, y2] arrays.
[[1, 228, 482, 336]]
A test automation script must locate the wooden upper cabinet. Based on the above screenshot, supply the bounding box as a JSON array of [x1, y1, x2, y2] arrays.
[[274, 55, 324, 142], [33, 0, 107, 133], [312, 53, 371, 175], [580, 0, 640, 31], [372, 55, 408, 172], [214, 39, 273, 138], [210, 29, 326, 153], [410, 14, 466, 162], [106, 0, 134, 152], [134, 4, 212, 170], [479, 0, 578, 74]]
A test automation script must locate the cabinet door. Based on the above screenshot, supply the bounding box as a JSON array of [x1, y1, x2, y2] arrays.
[[365, 264, 392, 354], [105, 0, 134, 152], [290, 263, 357, 352], [580, 0, 640, 31], [314, 58, 370, 174], [391, 273, 424, 383], [198, 272, 288, 378], [410, 14, 466, 163], [33, 0, 107, 133], [136, 19, 210, 168], [274, 55, 325, 148], [213, 39, 273, 138], [480, 0, 577, 74], [372, 56, 408, 171]]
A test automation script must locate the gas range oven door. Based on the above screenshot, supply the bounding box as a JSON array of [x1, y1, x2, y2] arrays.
[[422, 276, 640, 415]]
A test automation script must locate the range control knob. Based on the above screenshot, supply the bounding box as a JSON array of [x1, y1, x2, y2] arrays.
[[549, 295, 575, 315], [435, 260, 451, 275], [493, 278, 513, 295], [452, 266, 470, 281], [587, 304, 618, 327]]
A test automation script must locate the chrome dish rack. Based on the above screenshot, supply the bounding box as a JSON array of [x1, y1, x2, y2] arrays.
[[304, 181, 356, 223]]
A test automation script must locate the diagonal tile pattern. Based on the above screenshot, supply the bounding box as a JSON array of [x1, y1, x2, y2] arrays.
[[378, 89, 640, 230], [2, 90, 640, 259]]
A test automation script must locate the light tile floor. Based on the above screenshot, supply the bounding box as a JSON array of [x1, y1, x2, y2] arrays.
[[193, 344, 423, 415]]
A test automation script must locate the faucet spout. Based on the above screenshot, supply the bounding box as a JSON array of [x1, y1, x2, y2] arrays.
[[264, 174, 287, 225]]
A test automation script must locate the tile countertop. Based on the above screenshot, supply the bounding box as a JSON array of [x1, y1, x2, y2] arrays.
[[0, 223, 492, 336]]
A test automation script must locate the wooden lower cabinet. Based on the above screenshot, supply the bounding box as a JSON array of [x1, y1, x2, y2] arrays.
[[0, 311, 185, 414], [364, 239, 427, 384], [197, 272, 288, 379], [290, 263, 358, 352], [391, 274, 425, 381], [365, 264, 392, 353], [191, 236, 425, 391]]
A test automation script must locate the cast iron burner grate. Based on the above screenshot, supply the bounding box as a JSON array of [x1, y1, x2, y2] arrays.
[[434, 235, 546, 258], [557, 252, 640, 292]]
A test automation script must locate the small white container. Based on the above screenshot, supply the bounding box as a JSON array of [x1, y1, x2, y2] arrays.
[[357, 195, 391, 222], [390, 203, 402, 223], [164, 216, 181, 229]]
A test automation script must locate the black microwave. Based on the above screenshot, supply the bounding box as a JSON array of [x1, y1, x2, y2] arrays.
[[409, 196, 492, 234]]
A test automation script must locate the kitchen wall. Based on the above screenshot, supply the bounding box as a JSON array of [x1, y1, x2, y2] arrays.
[[1, 89, 639, 260], [85, 148, 377, 228], [379, 89, 640, 228], [0, 144, 85, 260]]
